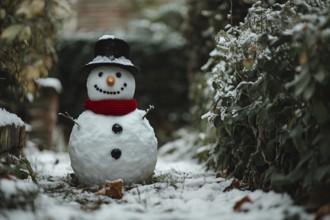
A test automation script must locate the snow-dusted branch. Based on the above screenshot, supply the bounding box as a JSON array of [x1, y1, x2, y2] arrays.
[[142, 105, 155, 120]]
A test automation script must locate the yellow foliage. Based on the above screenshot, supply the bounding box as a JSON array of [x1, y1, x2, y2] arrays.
[[0, 9, 6, 20], [0, 0, 72, 101], [1, 25, 24, 42], [299, 52, 308, 65], [18, 26, 32, 42], [16, 0, 45, 19], [242, 58, 254, 69]]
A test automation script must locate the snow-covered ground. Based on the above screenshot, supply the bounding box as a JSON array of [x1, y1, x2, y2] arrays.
[[0, 141, 314, 220]]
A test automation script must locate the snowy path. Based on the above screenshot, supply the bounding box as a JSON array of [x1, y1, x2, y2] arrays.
[[1, 145, 314, 220]]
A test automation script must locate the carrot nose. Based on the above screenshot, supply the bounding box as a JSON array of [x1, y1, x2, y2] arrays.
[[107, 76, 115, 86]]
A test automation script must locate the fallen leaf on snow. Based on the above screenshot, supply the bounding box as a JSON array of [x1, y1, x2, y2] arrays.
[[233, 196, 253, 212], [96, 179, 123, 199], [216, 169, 229, 178], [305, 183, 330, 212], [223, 178, 244, 192], [315, 204, 330, 220]]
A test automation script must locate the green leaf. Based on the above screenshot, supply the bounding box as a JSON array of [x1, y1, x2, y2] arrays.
[[287, 167, 305, 182], [224, 117, 233, 135], [303, 83, 315, 101], [314, 165, 330, 182], [320, 138, 330, 158], [296, 151, 313, 169], [285, 69, 311, 97], [289, 124, 303, 138], [21, 157, 38, 184], [294, 69, 311, 97], [212, 81, 219, 90], [271, 173, 293, 187], [314, 70, 325, 82], [256, 108, 268, 127], [312, 101, 327, 124]]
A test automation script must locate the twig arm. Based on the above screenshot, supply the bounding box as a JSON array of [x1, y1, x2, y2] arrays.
[[58, 112, 81, 128], [142, 105, 155, 120]]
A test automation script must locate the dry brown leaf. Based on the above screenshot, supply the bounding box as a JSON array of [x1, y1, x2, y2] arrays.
[[233, 196, 253, 212], [242, 58, 254, 69], [299, 52, 308, 65], [216, 169, 229, 179], [96, 179, 124, 199], [315, 204, 330, 220], [223, 178, 242, 192]]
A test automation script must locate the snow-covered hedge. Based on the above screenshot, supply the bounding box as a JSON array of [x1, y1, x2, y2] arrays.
[[202, 0, 330, 205]]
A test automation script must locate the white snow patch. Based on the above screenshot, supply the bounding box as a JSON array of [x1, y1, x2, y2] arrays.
[[201, 111, 218, 120], [26, 92, 34, 103], [0, 140, 314, 220], [24, 142, 73, 177], [99, 35, 115, 40], [36, 77, 62, 93], [0, 108, 24, 127], [158, 129, 201, 162], [0, 179, 39, 199]]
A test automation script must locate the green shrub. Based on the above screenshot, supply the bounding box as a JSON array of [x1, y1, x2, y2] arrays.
[[202, 0, 330, 205], [184, 0, 252, 122]]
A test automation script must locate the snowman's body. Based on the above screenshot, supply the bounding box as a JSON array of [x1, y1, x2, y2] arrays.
[[68, 38, 157, 185], [69, 109, 157, 185]]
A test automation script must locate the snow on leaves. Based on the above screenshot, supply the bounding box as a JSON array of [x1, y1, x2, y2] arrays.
[[201, 0, 330, 207]]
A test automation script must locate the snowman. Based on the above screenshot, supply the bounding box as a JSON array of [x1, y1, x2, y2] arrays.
[[68, 35, 158, 185]]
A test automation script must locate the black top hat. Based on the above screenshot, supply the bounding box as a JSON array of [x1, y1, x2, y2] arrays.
[[82, 36, 139, 74]]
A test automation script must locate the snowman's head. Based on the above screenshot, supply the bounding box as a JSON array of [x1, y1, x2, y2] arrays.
[[87, 66, 135, 100]]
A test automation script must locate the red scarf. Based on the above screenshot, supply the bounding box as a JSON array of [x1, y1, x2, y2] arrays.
[[84, 99, 137, 116]]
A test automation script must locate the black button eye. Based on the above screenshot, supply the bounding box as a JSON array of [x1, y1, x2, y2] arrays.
[[112, 123, 123, 134], [98, 72, 103, 77], [116, 72, 121, 78]]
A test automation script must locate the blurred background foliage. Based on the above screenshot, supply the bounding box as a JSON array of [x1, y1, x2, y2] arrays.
[[183, 0, 253, 162], [0, 0, 72, 112]]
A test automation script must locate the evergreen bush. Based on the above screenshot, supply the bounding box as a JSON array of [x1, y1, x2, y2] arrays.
[[183, 0, 252, 160], [202, 0, 330, 207]]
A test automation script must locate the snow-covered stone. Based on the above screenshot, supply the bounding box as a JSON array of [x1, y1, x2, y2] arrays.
[[36, 77, 63, 93], [0, 108, 24, 127]]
